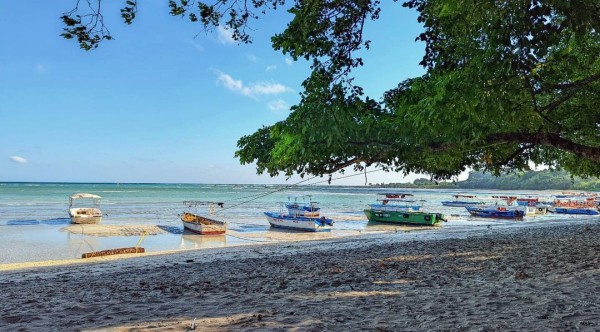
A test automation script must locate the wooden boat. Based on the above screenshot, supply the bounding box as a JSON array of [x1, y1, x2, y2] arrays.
[[548, 197, 599, 215], [368, 193, 423, 212], [552, 207, 599, 215], [441, 194, 484, 207], [364, 209, 446, 226], [181, 201, 227, 235], [68, 193, 103, 224], [465, 206, 525, 219], [264, 212, 334, 232]]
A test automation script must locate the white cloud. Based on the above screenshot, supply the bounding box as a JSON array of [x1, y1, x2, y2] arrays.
[[251, 82, 290, 95], [285, 58, 293, 66], [267, 99, 289, 112], [185, 38, 204, 53], [9, 156, 28, 164], [246, 54, 258, 62], [217, 26, 235, 45], [36, 64, 47, 73], [215, 71, 292, 99], [266, 65, 277, 71]]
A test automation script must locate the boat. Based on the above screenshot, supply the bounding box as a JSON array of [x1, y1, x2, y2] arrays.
[[552, 207, 599, 215], [68, 193, 103, 224], [364, 209, 446, 225], [264, 196, 334, 232], [465, 205, 525, 219], [181, 201, 227, 235], [515, 197, 548, 215], [264, 212, 334, 232], [368, 193, 423, 212], [364, 193, 445, 226], [441, 194, 484, 207], [285, 194, 321, 217], [549, 197, 599, 215]]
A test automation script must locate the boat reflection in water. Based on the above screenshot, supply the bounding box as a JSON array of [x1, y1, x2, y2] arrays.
[[179, 233, 227, 250]]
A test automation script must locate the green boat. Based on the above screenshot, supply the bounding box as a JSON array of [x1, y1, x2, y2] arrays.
[[364, 208, 446, 226]]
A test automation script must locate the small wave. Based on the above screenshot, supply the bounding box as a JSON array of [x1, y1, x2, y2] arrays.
[[6, 220, 40, 225], [230, 224, 268, 232], [40, 218, 70, 225]]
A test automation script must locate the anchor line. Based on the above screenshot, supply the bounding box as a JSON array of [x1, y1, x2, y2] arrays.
[[216, 168, 385, 214]]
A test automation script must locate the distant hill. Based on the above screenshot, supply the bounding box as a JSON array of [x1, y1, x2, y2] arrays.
[[371, 170, 600, 191]]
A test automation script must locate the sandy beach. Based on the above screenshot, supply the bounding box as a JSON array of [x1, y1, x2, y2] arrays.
[[1, 220, 600, 331]]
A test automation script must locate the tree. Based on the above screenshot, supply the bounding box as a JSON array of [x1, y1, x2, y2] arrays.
[[61, 0, 600, 180]]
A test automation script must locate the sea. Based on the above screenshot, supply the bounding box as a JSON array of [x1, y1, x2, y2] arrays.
[[0, 182, 595, 265]]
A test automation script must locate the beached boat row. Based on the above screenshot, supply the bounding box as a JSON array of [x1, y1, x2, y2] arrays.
[[442, 193, 600, 219], [67, 190, 600, 233]]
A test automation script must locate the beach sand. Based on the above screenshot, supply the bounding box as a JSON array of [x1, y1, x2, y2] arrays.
[[1, 220, 600, 331], [61, 224, 167, 237]]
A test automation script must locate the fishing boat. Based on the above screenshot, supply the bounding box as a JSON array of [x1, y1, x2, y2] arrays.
[[285, 194, 321, 217], [264, 196, 334, 232], [441, 194, 484, 207], [181, 201, 227, 235], [516, 197, 548, 215], [68, 193, 103, 224], [368, 193, 423, 212], [465, 205, 525, 219], [549, 197, 599, 215], [364, 193, 445, 226]]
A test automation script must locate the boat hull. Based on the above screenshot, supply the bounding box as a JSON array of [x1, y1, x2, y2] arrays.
[[368, 204, 422, 212], [69, 208, 102, 224], [441, 201, 483, 207], [264, 212, 333, 232], [181, 212, 227, 235], [465, 206, 525, 219], [363, 209, 445, 226], [552, 207, 599, 215]]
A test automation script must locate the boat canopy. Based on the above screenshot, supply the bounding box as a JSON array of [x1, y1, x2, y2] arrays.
[[183, 201, 225, 208], [70, 193, 102, 199], [287, 194, 313, 200], [378, 193, 414, 199]]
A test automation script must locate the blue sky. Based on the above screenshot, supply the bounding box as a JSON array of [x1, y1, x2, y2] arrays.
[[0, 1, 439, 185]]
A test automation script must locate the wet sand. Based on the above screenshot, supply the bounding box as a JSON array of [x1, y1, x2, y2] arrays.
[[1, 220, 600, 331]]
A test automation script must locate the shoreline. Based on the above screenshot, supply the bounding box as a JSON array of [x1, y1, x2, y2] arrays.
[[1, 219, 600, 330]]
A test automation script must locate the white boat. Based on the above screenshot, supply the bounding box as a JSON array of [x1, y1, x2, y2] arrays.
[[265, 196, 334, 232], [68, 193, 103, 224], [284, 194, 321, 217], [264, 212, 333, 232], [368, 193, 423, 212], [441, 194, 485, 207], [181, 201, 227, 235]]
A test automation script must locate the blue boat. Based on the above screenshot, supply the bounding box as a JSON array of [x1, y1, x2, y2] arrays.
[[369, 193, 422, 212], [264, 212, 334, 232], [552, 207, 599, 215], [550, 196, 599, 215], [441, 194, 484, 207], [265, 195, 334, 232], [465, 206, 525, 219], [284, 194, 321, 217]]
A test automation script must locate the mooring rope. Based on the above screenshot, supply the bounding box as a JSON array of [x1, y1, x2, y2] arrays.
[[214, 168, 385, 215]]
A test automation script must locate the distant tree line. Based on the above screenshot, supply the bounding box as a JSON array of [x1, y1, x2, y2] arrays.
[[372, 170, 600, 191]]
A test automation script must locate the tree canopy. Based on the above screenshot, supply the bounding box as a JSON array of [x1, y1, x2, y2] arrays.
[[62, 0, 600, 180]]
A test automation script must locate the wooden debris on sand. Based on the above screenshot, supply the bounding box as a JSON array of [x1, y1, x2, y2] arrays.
[[82, 247, 145, 259]]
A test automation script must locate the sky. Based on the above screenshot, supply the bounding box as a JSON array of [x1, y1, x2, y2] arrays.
[[0, 1, 446, 185]]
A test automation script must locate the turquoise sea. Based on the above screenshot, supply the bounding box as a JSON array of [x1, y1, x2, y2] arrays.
[[0, 182, 594, 264]]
